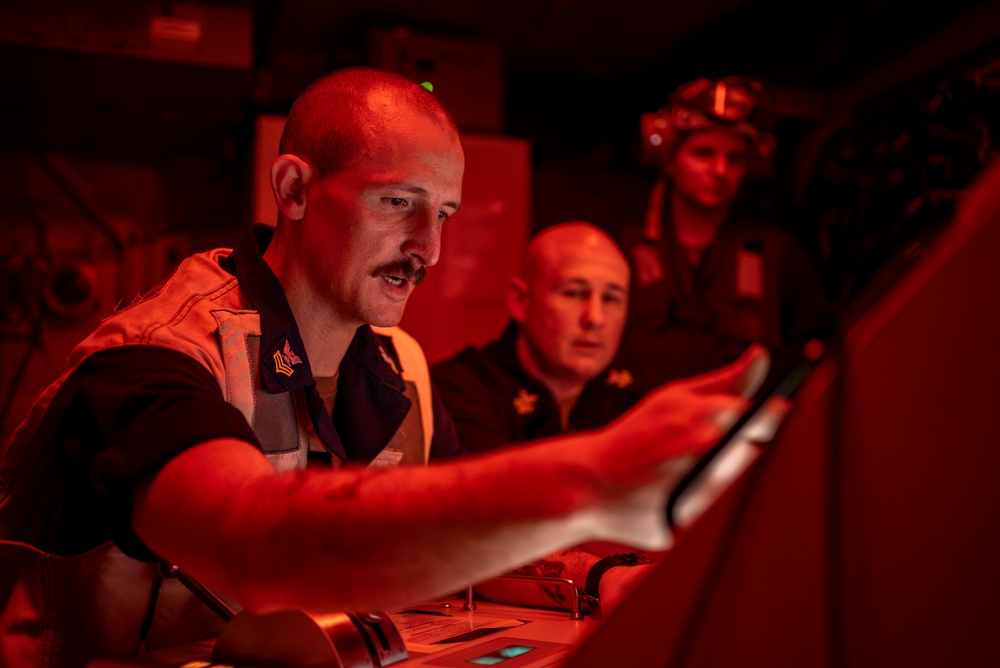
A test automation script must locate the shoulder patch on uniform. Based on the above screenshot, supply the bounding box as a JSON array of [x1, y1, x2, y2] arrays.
[[274, 339, 303, 377]]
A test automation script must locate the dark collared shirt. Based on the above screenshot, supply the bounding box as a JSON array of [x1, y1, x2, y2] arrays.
[[431, 321, 645, 454], [223, 225, 459, 465], [34, 224, 459, 560]]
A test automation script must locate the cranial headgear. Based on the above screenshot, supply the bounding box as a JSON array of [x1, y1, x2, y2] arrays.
[[640, 76, 777, 177]]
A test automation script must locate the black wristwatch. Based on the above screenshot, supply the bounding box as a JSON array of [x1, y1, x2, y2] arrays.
[[584, 552, 647, 602]]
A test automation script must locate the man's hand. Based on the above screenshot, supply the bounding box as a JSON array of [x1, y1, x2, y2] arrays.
[[594, 344, 769, 485], [572, 344, 770, 550], [132, 346, 771, 616]]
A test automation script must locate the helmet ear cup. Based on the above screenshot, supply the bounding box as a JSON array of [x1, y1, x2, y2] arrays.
[[640, 110, 676, 167], [748, 131, 777, 180]]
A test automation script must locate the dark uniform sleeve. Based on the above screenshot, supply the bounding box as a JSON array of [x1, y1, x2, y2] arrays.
[[53, 345, 261, 560], [431, 356, 512, 455]]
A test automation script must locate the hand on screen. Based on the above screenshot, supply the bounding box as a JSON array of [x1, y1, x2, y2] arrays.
[[580, 345, 771, 549]]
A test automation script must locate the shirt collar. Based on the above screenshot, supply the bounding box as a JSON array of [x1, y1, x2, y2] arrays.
[[228, 224, 409, 396], [226, 224, 411, 465], [229, 224, 317, 394], [489, 321, 552, 395], [490, 320, 634, 396]]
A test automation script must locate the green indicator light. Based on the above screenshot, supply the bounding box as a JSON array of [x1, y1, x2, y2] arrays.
[[466, 645, 535, 664], [420, 81, 434, 92]]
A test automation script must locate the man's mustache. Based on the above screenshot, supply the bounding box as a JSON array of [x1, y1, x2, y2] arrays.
[[371, 260, 426, 286]]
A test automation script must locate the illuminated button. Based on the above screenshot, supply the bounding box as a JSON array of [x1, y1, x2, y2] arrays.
[[467, 644, 536, 665]]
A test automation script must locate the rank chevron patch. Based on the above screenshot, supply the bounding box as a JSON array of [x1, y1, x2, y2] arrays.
[[273, 339, 303, 377]]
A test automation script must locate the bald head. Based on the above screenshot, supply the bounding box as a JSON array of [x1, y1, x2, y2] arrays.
[[265, 66, 464, 349], [510, 222, 631, 399], [279, 66, 459, 178], [519, 222, 629, 289]]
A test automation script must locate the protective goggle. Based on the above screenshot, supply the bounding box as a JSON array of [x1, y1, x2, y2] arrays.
[[669, 77, 766, 131]]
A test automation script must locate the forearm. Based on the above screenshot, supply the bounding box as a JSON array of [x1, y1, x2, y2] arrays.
[[134, 436, 611, 615], [252, 460, 600, 612], [132, 353, 759, 618]]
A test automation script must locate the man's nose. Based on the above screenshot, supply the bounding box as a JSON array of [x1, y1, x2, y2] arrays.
[[582, 295, 605, 329], [403, 211, 443, 267]]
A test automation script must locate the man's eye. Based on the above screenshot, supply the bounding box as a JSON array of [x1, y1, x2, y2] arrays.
[[387, 197, 408, 207], [438, 210, 448, 220], [603, 294, 624, 305]]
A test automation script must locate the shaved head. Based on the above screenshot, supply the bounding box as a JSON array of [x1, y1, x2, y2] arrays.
[[519, 222, 629, 288], [265, 66, 465, 351], [510, 222, 630, 399], [279, 66, 459, 177]]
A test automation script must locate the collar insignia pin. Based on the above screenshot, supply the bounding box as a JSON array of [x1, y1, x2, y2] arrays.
[[379, 346, 400, 376], [607, 369, 634, 388], [513, 388, 538, 415]]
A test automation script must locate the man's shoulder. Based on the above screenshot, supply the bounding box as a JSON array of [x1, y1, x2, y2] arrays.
[[111, 247, 241, 322], [432, 344, 492, 380], [431, 339, 521, 392], [66, 247, 243, 368]]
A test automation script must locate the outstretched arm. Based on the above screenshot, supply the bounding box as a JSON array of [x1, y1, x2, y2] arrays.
[[132, 346, 767, 616]]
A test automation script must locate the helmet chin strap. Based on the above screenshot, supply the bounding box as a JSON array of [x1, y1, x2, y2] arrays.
[[644, 177, 668, 242]]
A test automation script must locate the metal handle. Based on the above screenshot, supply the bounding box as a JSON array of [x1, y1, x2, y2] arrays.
[[160, 562, 237, 622], [494, 574, 595, 620]]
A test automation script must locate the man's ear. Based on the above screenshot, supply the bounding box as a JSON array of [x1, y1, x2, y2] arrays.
[[507, 277, 529, 323], [270, 154, 314, 221]]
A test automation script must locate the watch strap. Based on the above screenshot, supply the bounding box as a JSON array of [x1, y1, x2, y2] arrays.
[[584, 552, 645, 602]]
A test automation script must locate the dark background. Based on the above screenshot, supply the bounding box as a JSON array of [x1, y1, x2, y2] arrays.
[[2, 0, 1000, 440]]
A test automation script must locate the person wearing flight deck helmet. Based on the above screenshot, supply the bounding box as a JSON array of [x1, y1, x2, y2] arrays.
[[620, 76, 835, 386]]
